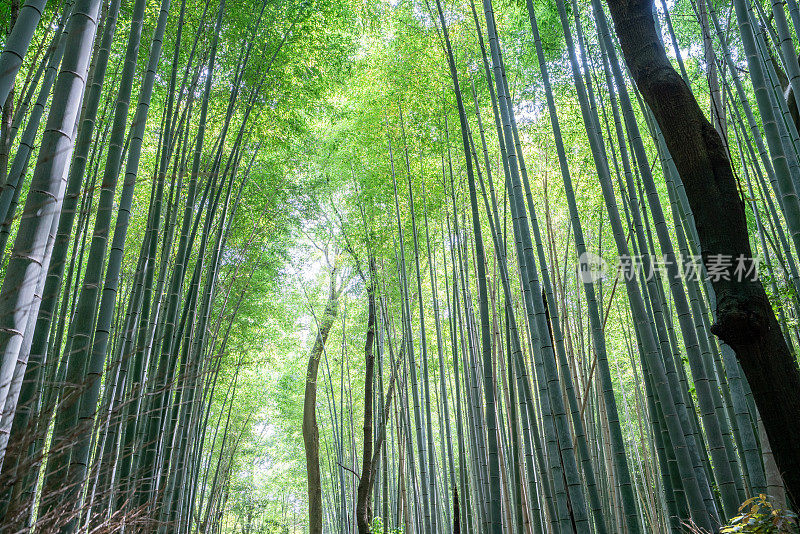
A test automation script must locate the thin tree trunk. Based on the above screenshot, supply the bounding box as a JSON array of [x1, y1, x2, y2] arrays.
[[356, 256, 377, 534], [304, 262, 340, 534]]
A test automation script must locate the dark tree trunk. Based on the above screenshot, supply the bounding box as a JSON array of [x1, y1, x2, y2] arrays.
[[0, 89, 11, 186], [783, 56, 800, 134], [356, 256, 377, 534], [605, 0, 800, 506], [303, 263, 340, 534], [453, 486, 460, 534]]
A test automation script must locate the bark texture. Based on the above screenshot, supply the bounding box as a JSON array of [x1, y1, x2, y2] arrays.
[[303, 263, 340, 534], [606, 0, 800, 506], [356, 256, 377, 534], [453, 486, 460, 534]]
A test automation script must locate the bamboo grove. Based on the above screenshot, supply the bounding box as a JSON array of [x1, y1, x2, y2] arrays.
[[0, 0, 355, 530], [1, 0, 800, 530]]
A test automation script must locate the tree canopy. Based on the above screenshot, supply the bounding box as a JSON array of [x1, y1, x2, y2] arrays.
[[1, 0, 800, 531]]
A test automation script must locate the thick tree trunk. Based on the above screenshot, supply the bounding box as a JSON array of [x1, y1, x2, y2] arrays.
[[303, 263, 340, 534], [0, 0, 46, 107], [606, 0, 800, 506], [356, 256, 377, 534]]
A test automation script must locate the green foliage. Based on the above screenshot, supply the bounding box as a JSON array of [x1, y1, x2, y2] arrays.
[[370, 517, 404, 534], [720, 495, 799, 534]]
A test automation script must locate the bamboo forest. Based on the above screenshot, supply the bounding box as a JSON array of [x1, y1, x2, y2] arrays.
[[4, 0, 800, 530]]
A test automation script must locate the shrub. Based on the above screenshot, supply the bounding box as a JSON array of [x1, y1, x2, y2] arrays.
[[719, 495, 798, 533]]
